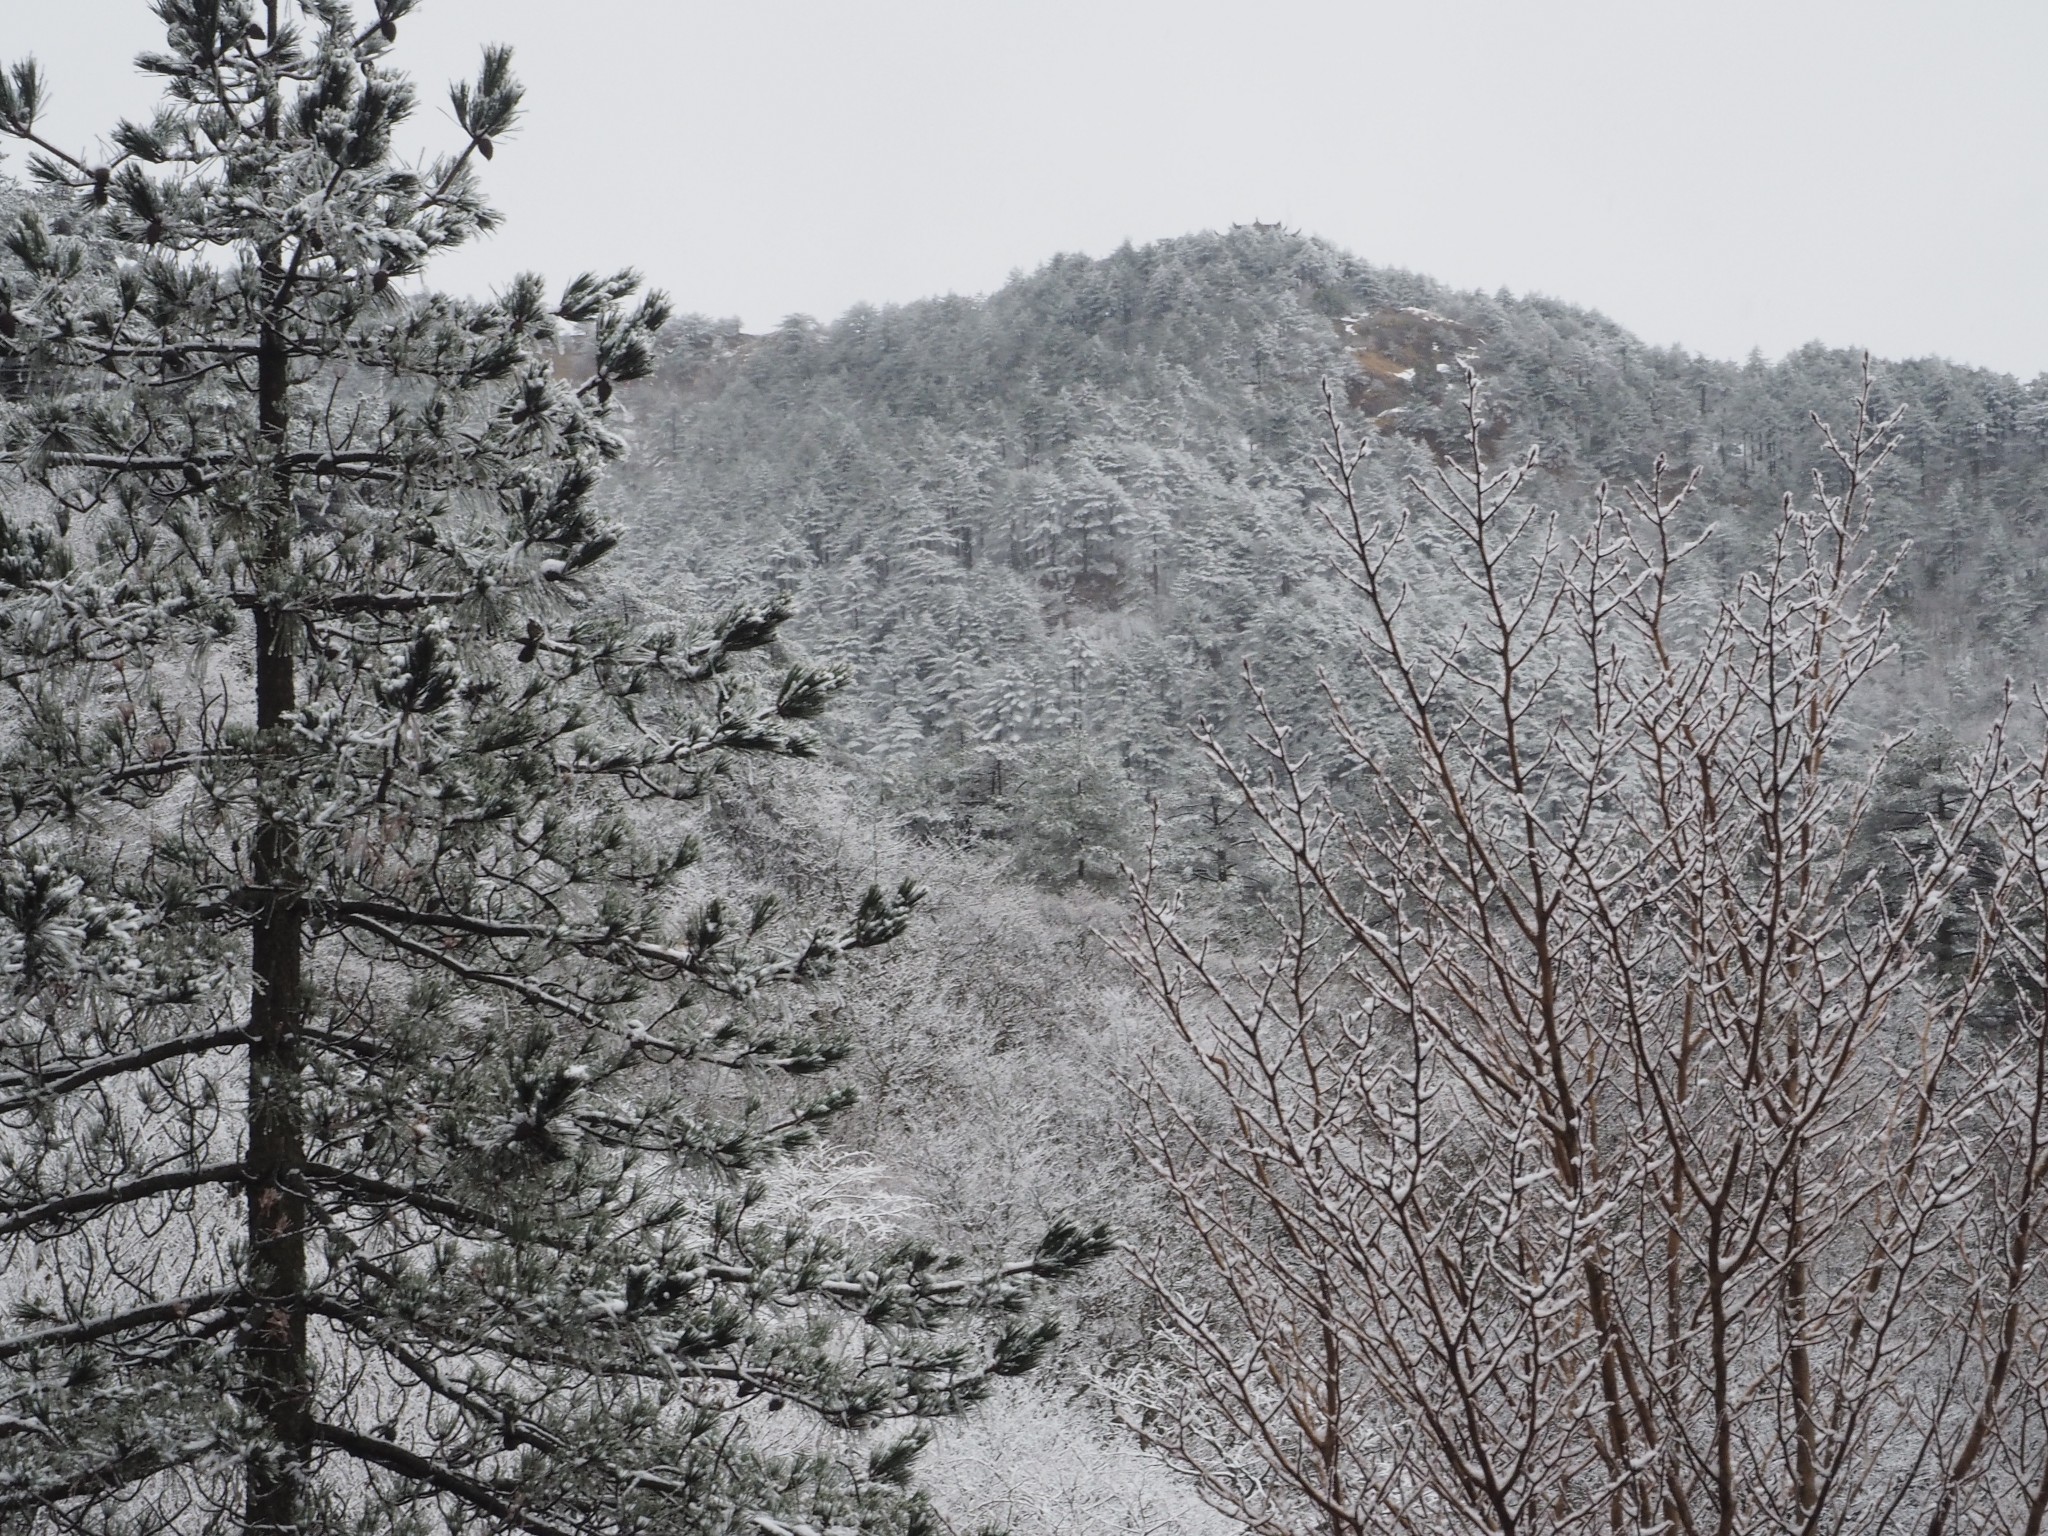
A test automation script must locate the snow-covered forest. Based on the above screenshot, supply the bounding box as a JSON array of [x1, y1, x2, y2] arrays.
[[606, 228, 2048, 1534], [10, 5, 2048, 1534], [619, 225, 2048, 888]]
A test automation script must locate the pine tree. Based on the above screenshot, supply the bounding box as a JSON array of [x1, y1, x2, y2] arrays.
[[0, 5, 1104, 1532]]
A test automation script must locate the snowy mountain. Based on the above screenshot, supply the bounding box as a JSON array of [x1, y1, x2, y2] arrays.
[[615, 224, 2048, 885]]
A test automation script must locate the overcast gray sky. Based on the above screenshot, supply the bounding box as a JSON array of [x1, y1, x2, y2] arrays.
[[6, 1, 2044, 376]]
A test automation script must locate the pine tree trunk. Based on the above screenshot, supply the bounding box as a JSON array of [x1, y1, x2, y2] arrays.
[[245, 610, 308, 1535], [243, 224, 310, 1535]]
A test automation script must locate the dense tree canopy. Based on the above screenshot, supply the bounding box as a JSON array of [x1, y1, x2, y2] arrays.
[[617, 229, 2048, 889]]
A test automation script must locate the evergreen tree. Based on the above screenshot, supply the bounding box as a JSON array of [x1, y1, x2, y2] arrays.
[[0, 5, 1103, 1532]]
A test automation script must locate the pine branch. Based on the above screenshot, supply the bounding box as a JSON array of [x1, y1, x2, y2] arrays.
[[0, 1163, 244, 1237], [0, 1437, 222, 1515], [304, 1161, 522, 1235], [335, 912, 609, 1024], [333, 897, 751, 983], [0, 1026, 250, 1112], [291, 588, 483, 614], [0, 1287, 241, 1359], [311, 1420, 581, 1536]]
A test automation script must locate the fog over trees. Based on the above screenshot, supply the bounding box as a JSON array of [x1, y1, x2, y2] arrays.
[[8, 5, 2048, 1536]]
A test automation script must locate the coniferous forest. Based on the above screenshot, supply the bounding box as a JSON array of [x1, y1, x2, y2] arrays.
[[10, 6, 2048, 1535]]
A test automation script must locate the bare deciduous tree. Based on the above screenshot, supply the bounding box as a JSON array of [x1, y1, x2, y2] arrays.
[[1119, 374, 2048, 1536]]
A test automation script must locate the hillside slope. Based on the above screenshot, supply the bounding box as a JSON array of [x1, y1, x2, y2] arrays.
[[614, 225, 2048, 884]]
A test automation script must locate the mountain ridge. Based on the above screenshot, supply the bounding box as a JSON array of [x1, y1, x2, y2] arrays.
[[613, 225, 2048, 884]]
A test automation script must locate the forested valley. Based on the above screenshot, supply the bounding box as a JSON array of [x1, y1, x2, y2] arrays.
[[10, 6, 2048, 1534]]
